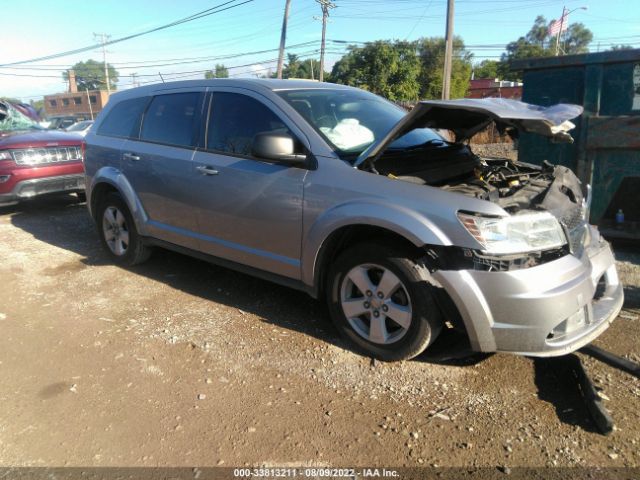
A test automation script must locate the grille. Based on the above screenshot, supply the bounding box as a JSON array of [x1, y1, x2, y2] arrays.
[[10, 146, 82, 166], [560, 204, 587, 253], [559, 204, 583, 231]]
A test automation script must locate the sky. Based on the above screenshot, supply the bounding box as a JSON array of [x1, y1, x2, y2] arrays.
[[1, 0, 639, 102]]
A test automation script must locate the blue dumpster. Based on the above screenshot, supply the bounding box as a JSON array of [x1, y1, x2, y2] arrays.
[[513, 49, 640, 238]]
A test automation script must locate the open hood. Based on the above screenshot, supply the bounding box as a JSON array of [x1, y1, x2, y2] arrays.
[[354, 98, 583, 168]]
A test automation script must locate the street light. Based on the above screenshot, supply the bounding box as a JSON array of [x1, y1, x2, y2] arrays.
[[555, 5, 588, 56]]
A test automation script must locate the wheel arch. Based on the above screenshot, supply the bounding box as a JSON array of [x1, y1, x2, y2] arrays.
[[88, 167, 148, 231], [303, 202, 452, 298]]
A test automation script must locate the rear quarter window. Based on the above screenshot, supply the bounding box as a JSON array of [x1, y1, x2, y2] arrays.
[[97, 96, 149, 138]]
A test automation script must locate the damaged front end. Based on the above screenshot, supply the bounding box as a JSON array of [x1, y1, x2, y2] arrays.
[[357, 98, 623, 356], [358, 98, 592, 263]]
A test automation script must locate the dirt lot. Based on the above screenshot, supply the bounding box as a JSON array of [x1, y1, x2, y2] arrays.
[[0, 195, 639, 471]]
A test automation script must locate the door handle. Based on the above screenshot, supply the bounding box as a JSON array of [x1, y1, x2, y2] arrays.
[[196, 165, 219, 176], [122, 152, 141, 161]]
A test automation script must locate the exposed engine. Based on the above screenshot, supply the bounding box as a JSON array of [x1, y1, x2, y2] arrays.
[[439, 158, 560, 213], [372, 143, 584, 216], [370, 142, 588, 256]]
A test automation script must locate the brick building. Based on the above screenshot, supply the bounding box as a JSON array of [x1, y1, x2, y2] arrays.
[[466, 78, 523, 100], [43, 70, 110, 119]]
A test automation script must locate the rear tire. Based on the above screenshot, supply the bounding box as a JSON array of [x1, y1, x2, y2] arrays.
[[97, 192, 151, 266], [326, 242, 443, 361]]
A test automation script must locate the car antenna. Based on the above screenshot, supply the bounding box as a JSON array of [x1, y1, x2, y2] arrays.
[[158, 72, 165, 83]]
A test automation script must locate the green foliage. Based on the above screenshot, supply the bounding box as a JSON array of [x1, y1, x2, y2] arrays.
[[473, 60, 499, 79], [30, 99, 45, 115], [331, 38, 474, 101], [205, 64, 229, 79], [63, 59, 118, 91], [563, 22, 593, 54], [499, 15, 593, 80], [610, 44, 635, 51], [331, 40, 422, 101], [416, 36, 472, 100], [277, 53, 327, 80]]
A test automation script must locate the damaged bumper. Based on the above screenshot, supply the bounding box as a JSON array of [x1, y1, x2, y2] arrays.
[[433, 225, 623, 356]]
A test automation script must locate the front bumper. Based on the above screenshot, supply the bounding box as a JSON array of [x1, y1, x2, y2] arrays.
[[0, 174, 85, 206], [433, 225, 623, 357]]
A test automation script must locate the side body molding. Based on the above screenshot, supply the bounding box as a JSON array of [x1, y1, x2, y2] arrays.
[[88, 166, 149, 234], [301, 199, 452, 293]]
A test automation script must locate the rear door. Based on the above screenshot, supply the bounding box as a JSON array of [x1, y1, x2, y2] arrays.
[[190, 89, 309, 279], [122, 89, 205, 249]]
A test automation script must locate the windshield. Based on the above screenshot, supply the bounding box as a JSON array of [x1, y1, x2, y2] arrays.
[[277, 89, 443, 159], [0, 100, 42, 133]]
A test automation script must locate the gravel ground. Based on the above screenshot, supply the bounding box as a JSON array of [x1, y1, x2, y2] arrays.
[[0, 195, 638, 472]]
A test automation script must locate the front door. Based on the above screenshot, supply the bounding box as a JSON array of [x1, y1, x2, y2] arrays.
[[190, 90, 309, 279]]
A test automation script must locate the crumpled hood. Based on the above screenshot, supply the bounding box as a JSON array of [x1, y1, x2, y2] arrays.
[[355, 98, 583, 167]]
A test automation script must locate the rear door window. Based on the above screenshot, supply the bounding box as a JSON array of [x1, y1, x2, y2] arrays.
[[207, 93, 294, 157], [140, 92, 201, 148], [97, 96, 149, 138]]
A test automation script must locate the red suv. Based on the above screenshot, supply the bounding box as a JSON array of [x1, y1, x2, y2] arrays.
[[1, 100, 85, 206]]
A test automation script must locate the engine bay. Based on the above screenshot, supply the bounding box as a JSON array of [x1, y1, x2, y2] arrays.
[[369, 141, 583, 216]]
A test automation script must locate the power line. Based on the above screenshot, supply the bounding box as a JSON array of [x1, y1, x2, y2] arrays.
[[0, 0, 254, 67]]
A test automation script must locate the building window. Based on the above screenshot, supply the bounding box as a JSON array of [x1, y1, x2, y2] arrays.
[[89, 95, 97, 104], [49, 100, 57, 107], [74, 97, 82, 105], [62, 98, 70, 106]]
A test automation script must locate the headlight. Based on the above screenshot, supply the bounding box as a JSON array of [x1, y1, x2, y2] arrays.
[[458, 211, 567, 254]]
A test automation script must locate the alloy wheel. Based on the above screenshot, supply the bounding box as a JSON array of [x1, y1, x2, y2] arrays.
[[339, 263, 413, 345], [102, 206, 130, 256]]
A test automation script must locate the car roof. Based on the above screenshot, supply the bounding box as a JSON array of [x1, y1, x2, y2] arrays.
[[109, 78, 357, 102]]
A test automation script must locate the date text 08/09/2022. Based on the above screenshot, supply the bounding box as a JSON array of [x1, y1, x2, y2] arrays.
[[233, 468, 399, 477]]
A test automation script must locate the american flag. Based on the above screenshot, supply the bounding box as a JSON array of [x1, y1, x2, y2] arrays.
[[548, 17, 568, 36]]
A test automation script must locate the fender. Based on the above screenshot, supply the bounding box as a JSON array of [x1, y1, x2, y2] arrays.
[[301, 199, 452, 290], [88, 166, 149, 235]]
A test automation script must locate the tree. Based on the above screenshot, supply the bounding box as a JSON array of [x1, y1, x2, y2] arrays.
[[499, 16, 593, 80], [62, 59, 118, 91], [416, 36, 473, 99], [473, 60, 499, 79], [275, 53, 327, 80], [610, 44, 635, 51], [562, 23, 593, 54], [330, 40, 421, 101], [205, 64, 229, 79], [30, 99, 45, 115]]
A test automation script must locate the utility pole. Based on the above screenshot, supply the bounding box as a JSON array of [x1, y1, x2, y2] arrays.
[[94, 33, 112, 95], [554, 7, 567, 56], [276, 0, 293, 79], [442, 0, 454, 100], [85, 88, 94, 120], [316, 0, 335, 82]]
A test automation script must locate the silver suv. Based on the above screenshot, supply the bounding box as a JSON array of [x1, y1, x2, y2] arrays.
[[84, 79, 623, 361]]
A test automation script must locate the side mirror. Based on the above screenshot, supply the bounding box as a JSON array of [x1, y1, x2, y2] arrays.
[[252, 133, 307, 165]]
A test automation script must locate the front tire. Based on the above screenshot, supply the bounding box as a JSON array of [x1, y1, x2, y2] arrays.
[[326, 243, 443, 361], [97, 192, 151, 266]]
